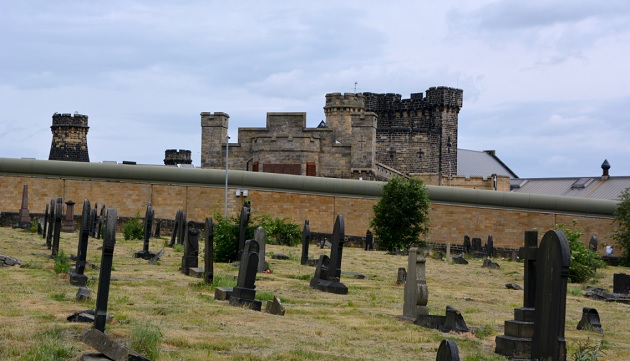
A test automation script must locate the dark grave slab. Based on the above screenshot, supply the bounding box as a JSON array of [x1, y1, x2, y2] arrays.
[[613, 273, 630, 294], [51, 197, 63, 257], [149, 248, 165, 264], [396, 267, 407, 285], [42, 203, 49, 239], [153, 219, 161, 237], [415, 305, 469, 333], [463, 235, 471, 254], [451, 254, 468, 264], [169, 210, 180, 247], [436, 339, 460, 361], [68, 309, 113, 324], [95, 208, 118, 332], [133, 203, 156, 260], [310, 215, 348, 295], [70, 199, 91, 287], [230, 239, 262, 311], [583, 287, 630, 304], [76, 287, 92, 301], [89, 205, 98, 238], [300, 219, 311, 265], [96, 205, 106, 239], [81, 328, 128, 361], [577, 307, 603, 333], [46, 198, 55, 249], [181, 221, 199, 275], [471, 237, 482, 252], [272, 253, 290, 260], [482, 259, 500, 269], [177, 211, 187, 245], [265, 295, 286, 316], [485, 235, 494, 257], [188, 267, 204, 278], [505, 283, 523, 290], [364, 229, 374, 251], [204, 217, 214, 284], [215, 287, 233, 301]]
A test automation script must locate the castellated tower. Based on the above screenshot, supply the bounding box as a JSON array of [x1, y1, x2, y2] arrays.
[[200, 112, 229, 168], [164, 149, 192, 166], [48, 113, 90, 162], [323, 93, 366, 144]]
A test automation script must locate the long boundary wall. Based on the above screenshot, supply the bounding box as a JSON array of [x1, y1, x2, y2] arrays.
[[0, 158, 618, 249]]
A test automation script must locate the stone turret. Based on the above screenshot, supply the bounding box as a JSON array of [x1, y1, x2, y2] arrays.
[[323, 93, 365, 144], [48, 113, 90, 162], [200, 112, 229, 168], [164, 149, 192, 166]]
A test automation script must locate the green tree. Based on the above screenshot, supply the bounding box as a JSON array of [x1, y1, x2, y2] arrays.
[[555, 220, 605, 283], [370, 177, 430, 253], [613, 188, 630, 266]]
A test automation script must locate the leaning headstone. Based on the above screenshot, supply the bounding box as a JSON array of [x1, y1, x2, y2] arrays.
[[17, 184, 31, 228], [255, 227, 266, 272], [169, 210, 181, 247], [181, 221, 199, 275], [300, 220, 310, 265], [265, 295, 286, 316], [62, 200, 76, 232], [613, 273, 630, 294], [42, 203, 49, 239], [80, 328, 128, 361], [364, 230, 374, 251], [69, 199, 91, 286], [577, 307, 603, 333], [403, 248, 428, 319], [237, 201, 251, 260], [309, 215, 348, 294], [588, 236, 598, 252], [396, 267, 407, 285], [149, 248, 165, 265], [134, 203, 156, 260], [436, 339, 460, 361], [94, 209, 118, 332], [204, 217, 214, 284], [415, 305, 469, 333], [51, 197, 63, 257], [229, 239, 262, 311], [46, 198, 56, 249], [531, 230, 571, 361]]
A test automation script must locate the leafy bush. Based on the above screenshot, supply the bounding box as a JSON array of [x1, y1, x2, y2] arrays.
[[130, 321, 163, 360], [555, 221, 605, 283], [123, 212, 144, 240], [213, 213, 241, 262], [30, 218, 39, 233], [257, 214, 301, 246], [370, 177, 430, 253], [613, 188, 630, 266]]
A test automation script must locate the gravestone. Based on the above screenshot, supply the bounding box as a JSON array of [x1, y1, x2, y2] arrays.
[[204, 217, 214, 284], [153, 219, 161, 237], [237, 201, 252, 260], [62, 200, 76, 232], [51, 197, 63, 257], [396, 267, 407, 285], [402, 248, 428, 319], [181, 221, 199, 275], [96, 204, 107, 239], [133, 203, 156, 260], [89, 204, 98, 238], [255, 227, 266, 272], [309, 215, 348, 294], [169, 210, 182, 247], [482, 259, 500, 269], [446, 244, 451, 262], [532, 230, 570, 361], [451, 254, 468, 265], [577, 307, 603, 333], [177, 211, 187, 245], [17, 184, 31, 228], [229, 239, 262, 311], [588, 236, 598, 252], [42, 203, 49, 239], [46, 198, 56, 249], [415, 305, 469, 333], [436, 339, 460, 361], [69, 199, 91, 286], [365, 230, 374, 251], [435, 251, 443, 261], [265, 295, 286, 316], [613, 273, 630, 294], [463, 235, 471, 254], [471, 237, 482, 252], [95, 208, 118, 332], [300, 220, 310, 265], [486, 235, 494, 257]]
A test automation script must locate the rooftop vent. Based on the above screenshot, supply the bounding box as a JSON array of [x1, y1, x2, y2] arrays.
[[571, 177, 594, 189], [602, 159, 610, 177]]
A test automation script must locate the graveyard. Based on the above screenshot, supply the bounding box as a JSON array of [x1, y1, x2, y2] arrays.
[[1, 221, 630, 360]]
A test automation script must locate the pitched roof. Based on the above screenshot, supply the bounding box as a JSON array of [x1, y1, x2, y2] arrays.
[[457, 149, 518, 178], [510, 176, 630, 201]]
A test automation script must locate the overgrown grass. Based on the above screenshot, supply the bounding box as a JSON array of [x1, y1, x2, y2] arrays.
[[129, 321, 163, 360], [21, 326, 76, 361]]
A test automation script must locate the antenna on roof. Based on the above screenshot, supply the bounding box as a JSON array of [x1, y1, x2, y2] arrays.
[[354, 82, 358, 92]]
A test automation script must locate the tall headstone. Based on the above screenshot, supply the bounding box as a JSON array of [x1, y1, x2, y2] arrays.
[[531, 230, 570, 361], [446, 244, 451, 263], [18, 184, 31, 227], [62, 200, 76, 232], [204, 217, 214, 284], [89, 204, 98, 238], [486, 235, 494, 258], [51, 198, 63, 257], [403, 248, 428, 319], [181, 221, 199, 275], [463, 235, 471, 254], [69, 199, 91, 286], [42, 203, 50, 239], [300, 220, 310, 265], [169, 210, 182, 247], [364, 230, 374, 251], [153, 219, 161, 238], [46, 198, 56, 249], [96, 204, 107, 240], [472, 237, 482, 252], [134, 203, 156, 260], [436, 339, 460, 361], [255, 227, 266, 273], [177, 211, 187, 246], [237, 201, 251, 260], [94, 208, 117, 332], [229, 240, 262, 311], [309, 215, 348, 294]]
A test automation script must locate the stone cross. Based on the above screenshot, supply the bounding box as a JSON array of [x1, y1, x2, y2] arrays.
[[134, 203, 156, 260], [42, 203, 49, 240], [300, 220, 310, 265], [532, 230, 571, 361], [46, 198, 56, 249], [403, 247, 429, 319], [70, 199, 91, 287], [255, 227, 266, 273], [181, 221, 199, 275], [204, 217, 214, 284], [51, 197, 63, 257], [237, 201, 251, 260], [229, 239, 262, 311], [94, 208, 117, 332], [18, 184, 31, 226]]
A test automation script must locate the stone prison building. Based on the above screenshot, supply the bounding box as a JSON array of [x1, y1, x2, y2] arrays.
[[201, 86, 463, 182]]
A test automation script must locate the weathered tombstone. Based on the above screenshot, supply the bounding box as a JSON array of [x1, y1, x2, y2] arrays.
[[310, 215, 348, 294], [365, 230, 374, 251], [436, 339, 460, 361], [153, 219, 161, 237], [134, 203, 156, 260], [96, 204, 106, 240], [511, 249, 518, 261], [446, 244, 451, 262], [17, 184, 31, 228], [482, 258, 500, 269], [471, 237, 482, 252], [62, 200, 76, 232], [531, 230, 570, 361], [169, 210, 181, 247], [229, 239, 262, 311], [89, 204, 98, 238], [486, 235, 494, 257], [46, 198, 56, 249], [204, 217, 214, 284], [415, 305, 469, 333], [577, 307, 603, 333], [435, 250, 443, 260], [181, 221, 199, 275], [463, 235, 471, 254], [94, 208, 118, 332], [613, 273, 630, 294], [588, 236, 598, 252], [403, 248, 428, 319], [69, 199, 91, 286], [42, 203, 49, 239], [51, 198, 63, 257], [177, 211, 187, 245], [300, 220, 310, 265], [452, 254, 468, 265], [237, 201, 251, 260], [76, 286, 91, 301], [255, 227, 266, 273], [265, 295, 286, 316], [396, 267, 407, 285]]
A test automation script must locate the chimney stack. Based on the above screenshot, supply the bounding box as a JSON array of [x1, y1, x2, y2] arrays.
[[601, 159, 610, 180]]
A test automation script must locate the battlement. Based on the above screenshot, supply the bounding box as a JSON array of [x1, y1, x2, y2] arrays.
[[362, 87, 463, 113], [324, 93, 365, 112], [51, 113, 89, 128], [425, 86, 463, 109], [201, 112, 230, 127], [164, 149, 192, 166]]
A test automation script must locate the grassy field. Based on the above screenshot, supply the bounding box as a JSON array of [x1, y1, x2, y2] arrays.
[[0, 226, 628, 361]]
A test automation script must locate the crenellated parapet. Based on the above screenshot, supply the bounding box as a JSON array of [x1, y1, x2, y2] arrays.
[[164, 149, 192, 166], [49, 113, 90, 162], [424, 86, 463, 110], [51, 113, 89, 128]]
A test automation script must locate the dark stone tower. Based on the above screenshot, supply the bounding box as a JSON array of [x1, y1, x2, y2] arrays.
[[164, 149, 193, 166], [48, 113, 90, 162]]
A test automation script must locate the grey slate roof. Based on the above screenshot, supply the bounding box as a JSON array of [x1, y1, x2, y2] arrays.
[[457, 149, 518, 178], [511, 176, 630, 201]]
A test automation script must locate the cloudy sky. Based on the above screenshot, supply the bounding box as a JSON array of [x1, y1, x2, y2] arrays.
[[1, 1, 629, 178]]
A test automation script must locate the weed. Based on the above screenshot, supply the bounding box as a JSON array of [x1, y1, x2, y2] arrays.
[[210, 274, 237, 289], [473, 324, 495, 339], [53, 250, 70, 274], [572, 338, 605, 361], [256, 292, 274, 301], [173, 244, 184, 252], [130, 321, 163, 360], [49, 293, 66, 301], [568, 287, 583, 296]]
